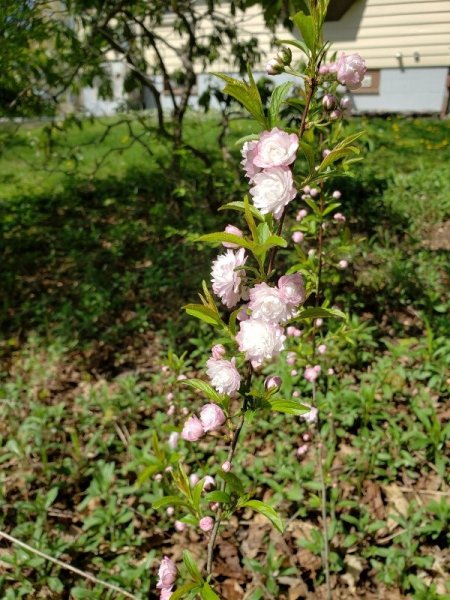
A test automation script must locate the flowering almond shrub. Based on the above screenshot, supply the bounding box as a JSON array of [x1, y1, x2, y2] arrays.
[[151, 1, 367, 598]]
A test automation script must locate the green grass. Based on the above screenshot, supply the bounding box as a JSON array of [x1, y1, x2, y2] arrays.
[[0, 114, 449, 599]]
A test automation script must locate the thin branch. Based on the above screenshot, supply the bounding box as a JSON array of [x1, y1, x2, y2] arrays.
[[0, 530, 138, 599]]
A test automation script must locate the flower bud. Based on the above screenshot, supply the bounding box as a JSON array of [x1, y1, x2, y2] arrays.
[[340, 96, 352, 110], [296, 209, 308, 221], [330, 109, 342, 121], [203, 476, 215, 491], [318, 344, 327, 355], [332, 190, 342, 199], [334, 212, 346, 222], [322, 148, 331, 158], [338, 259, 349, 269], [199, 403, 226, 432], [181, 416, 205, 441], [168, 432, 179, 449], [189, 473, 200, 486], [155, 473, 163, 482], [222, 460, 231, 472], [175, 520, 186, 532], [210, 502, 220, 512], [211, 344, 226, 359], [293, 390, 300, 398], [286, 351, 296, 366], [165, 392, 174, 402], [222, 225, 244, 249], [157, 556, 177, 589], [166, 506, 175, 517], [265, 375, 282, 390], [167, 404, 175, 416], [292, 231, 304, 244], [296, 444, 309, 457], [266, 58, 284, 75], [177, 374, 187, 381], [309, 187, 319, 198], [199, 516, 214, 532], [318, 64, 329, 75], [277, 46, 292, 66], [322, 93, 336, 111], [328, 368, 335, 375], [315, 318, 323, 327]]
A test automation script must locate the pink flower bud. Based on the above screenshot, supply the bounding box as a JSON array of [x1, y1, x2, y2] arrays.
[[296, 209, 308, 221], [309, 187, 319, 197], [160, 588, 173, 600], [292, 231, 304, 244], [330, 109, 342, 121], [222, 460, 231, 472], [181, 416, 205, 442], [319, 64, 329, 75], [308, 249, 316, 257], [167, 404, 175, 416], [223, 225, 244, 249], [199, 403, 226, 432], [203, 476, 215, 491], [168, 432, 179, 449], [322, 148, 331, 157], [165, 392, 174, 402], [303, 432, 311, 441], [286, 326, 296, 337], [290, 369, 298, 376], [314, 365, 321, 373], [334, 212, 346, 222], [157, 556, 177, 589], [302, 404, 318, 424], [265, 375, 281, 390], [166, 506, 174, 517], [161, 365, 170, 374], [338, 259, 348, 269], [177, 374, 187, 381], [318, 344, 327, 355], [286, 351, 296, 366], [199, 516, 214, 532], [165, 466, 173, 473], [293, 390, 300, 398], [332, 190, 342, 199], [296, 444, 309, 457], [303, 185, 311, 194], [237, 305, 250, 321], [175, 520, 186, 532], [322, 94, 336, 111], [266, 58, 283, 75], [315, 318, 323, 327], [181, 407, 189, 415], [210, 502, 220, 512], [304, 366, 320, 383], [340, 96, 352, 110], [328, 368, 335, 375], [211, 344, 226, 359], [155, 473, 163, 482], [189, 473, 200, 486]]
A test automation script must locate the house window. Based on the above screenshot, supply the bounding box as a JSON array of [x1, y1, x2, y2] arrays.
[[352, 70, 380, 95]]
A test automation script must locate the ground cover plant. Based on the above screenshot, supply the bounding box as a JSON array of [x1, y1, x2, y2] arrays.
[[1, 19, 450, 600]]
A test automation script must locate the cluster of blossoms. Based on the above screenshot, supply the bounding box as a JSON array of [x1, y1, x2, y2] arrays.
[[181, 402, 226, 442], [320, 52, 367, 90], [156, 556, 177, 599]]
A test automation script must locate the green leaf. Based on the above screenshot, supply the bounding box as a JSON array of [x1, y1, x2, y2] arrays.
[[201, 582, 221, 599], [244, 194, 258, 241], [268, 81, 292, 128], [276, 38, 310, 57], [136, 463, 160, 486], [256, 235, 288, 255], [298, 141, 315, 172], [196, 232, 255, 251], [241, 500, 284, 533], [297, 307, 347, 321], [213, 71, 267, 128], [265, 398, 310, 416], [181, 379, 223, 404], [204, 490, 232, 504], [217, 471, 245, 495], [291, 11, 316, 51], [152, 496, 189, 510], [183, 549, 203, 583], [234, 133, 260, 146], [322, 202, 342, 216], [170, 583, 199, 600], [183, 304, 222, 326], [219, 201, 265, 221]]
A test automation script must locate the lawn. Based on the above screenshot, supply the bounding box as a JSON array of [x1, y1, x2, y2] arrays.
[[0, 113, 449, 599]]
